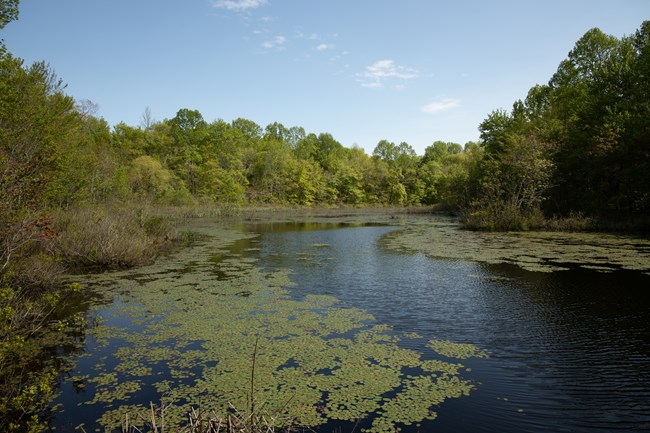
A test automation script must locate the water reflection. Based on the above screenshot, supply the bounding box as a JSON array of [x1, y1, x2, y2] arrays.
[[249, 222, 650, 432]]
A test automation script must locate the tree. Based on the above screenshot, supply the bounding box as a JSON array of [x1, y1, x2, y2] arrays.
[[0, 56, 79, 216], [264, 122, 289, 142], [478, 109, 514, 155], [372, 139, 398, 162], [543, 24, 650, 217], [295, 133, 319, 161], [314, 133, 344, 171], [166, 109, 208, 196], [0, 0, 18, 32], [140, 106, 155, 131], [232, 118, 262, 141], [463, 24, 650, 227], [447, 142, 463, 155], [422, 141, 448, 164], [48, 115, 129, 206]]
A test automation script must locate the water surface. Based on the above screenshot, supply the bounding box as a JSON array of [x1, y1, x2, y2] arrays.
[[50, 215, 650, 432], [249, 221, 650, 432]]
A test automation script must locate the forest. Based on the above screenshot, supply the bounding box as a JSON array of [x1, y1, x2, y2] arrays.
[[1, 0, 649, 429]]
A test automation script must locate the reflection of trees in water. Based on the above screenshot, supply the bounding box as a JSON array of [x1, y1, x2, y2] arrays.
[[1, 287, 93, 432]]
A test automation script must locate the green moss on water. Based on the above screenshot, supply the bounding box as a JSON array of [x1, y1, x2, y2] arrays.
[[383, 218, 650, 273], [59, 219, 489, 433], [427, 339, 489, 360]]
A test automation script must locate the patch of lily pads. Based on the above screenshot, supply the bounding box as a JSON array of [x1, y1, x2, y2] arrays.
[[60, 219, 486, 433]]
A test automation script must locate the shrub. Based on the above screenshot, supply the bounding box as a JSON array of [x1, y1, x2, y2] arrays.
[[461, 201, 547, 232], [54, 206, 175, 270], [545, 212, 594, 231]]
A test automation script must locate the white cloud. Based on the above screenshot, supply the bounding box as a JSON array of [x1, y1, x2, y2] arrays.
[[356, 60, 418, 88], [421, 98, 461, 113], [316, 43, 334, 51], [262, 35, 286, 49], [329, 50, 349, 62], [213, 0, 267, 11]]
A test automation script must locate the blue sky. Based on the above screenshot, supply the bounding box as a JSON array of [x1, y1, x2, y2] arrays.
[[3, 1, 649, 155]]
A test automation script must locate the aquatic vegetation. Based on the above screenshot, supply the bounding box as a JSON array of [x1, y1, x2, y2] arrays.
[[56, 220, 487, 433], [427, 339, 489, 360], [383, 217, 650, 273]]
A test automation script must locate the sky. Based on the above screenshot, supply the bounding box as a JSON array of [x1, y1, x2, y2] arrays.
[[3, 0, 649, 155]]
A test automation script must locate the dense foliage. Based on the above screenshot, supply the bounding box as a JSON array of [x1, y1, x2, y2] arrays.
[[1, 0, 648, 427], [3, 23, 645, 227], [469, 22, 650, 229]]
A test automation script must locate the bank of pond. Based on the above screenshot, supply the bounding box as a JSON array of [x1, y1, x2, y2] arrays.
[[31, 212, 650, 432]]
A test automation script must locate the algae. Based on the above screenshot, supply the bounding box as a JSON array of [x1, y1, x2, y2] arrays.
[[57, 219, 486, 433], [382, 217, 650, 273]]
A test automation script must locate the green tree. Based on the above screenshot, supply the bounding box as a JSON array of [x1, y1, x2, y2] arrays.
[[544, 24, 650, 217], [372, 139, 398, 162], [0, 57, 79, 217], [166, 108, 208, 196], [0, 0, 18, 31], [314, 132, 345, 171], [48, 115, 129, 206], [0, 8, 89, 429], [467, 97, 555, 229]]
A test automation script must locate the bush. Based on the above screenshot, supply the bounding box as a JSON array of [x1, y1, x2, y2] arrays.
[[12, 253, 65, 289], [462, 201, 597, 232], [54, 206, 176, 270], [461, 201, 544, 231], [545, 212, 594, 231]]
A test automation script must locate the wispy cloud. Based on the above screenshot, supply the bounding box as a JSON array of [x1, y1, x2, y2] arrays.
[[262, 35, 286, 49], [356, 60, 418, 88], [213, 0, 267, 11], [329, 50, 349, 63], [421, 98, 461, 113], [316, 43, 335, 51]]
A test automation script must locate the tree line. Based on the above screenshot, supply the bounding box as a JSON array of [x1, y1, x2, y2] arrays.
[[469, 22, 650, 229], [3, 15, 646, 228], [1, 0, 649, 427], [2, 81, 482, 214]]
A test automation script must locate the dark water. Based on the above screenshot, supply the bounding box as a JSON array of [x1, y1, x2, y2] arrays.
[[246, 223, 650, 432], [48, 220, 650, 432]]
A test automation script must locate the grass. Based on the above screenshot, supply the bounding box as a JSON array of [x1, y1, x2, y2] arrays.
[[461, 203, 595, 232], [110, 401, 289, 433], [53, 205, 178, 270]]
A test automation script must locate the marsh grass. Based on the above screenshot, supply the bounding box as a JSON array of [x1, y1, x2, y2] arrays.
[[54, 205, 178, 270], [461, 203, 596, 232], [113, 401, 290, 433], [544, 212, 594, 231], [460, 203, 547, 231]]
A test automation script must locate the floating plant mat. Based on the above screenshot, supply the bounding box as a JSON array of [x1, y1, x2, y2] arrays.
[[383, 218, 650, 273], [57, 221, 486, 433]]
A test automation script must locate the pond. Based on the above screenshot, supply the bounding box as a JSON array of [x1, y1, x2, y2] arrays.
[[49, 212, 650, 432]]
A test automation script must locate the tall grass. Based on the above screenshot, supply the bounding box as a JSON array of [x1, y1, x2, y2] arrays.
[[461, 202, 594, 232], [112, 401, 286, 433], [461, 202, 546, 231], [54, 205, 177, 270]]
